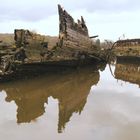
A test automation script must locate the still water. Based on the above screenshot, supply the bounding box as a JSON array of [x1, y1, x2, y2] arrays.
[[0, 61, 140, 140]]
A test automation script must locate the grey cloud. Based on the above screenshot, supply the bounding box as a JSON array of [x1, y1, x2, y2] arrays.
[[60, 0, 140, 13], [0, 0, 140, 22], [0, 0, 57, 22]]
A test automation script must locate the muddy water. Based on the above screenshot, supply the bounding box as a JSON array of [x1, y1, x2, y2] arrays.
[[0, 62, 140, 140]]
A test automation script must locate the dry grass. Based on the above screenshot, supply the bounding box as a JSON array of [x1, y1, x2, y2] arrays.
[[0, 33, 58, 48], [0, 33, 14, 45]]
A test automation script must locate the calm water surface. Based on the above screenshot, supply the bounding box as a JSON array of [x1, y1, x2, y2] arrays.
[[0, 62, 140, 140]]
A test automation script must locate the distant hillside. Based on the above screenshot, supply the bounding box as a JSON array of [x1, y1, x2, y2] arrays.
[[43, 35, 58, 48], [0, 33, 58, 48], [0, 33, 14, 45]]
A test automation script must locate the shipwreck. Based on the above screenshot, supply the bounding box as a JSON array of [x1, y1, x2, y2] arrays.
[[112, 38, 140, 61], [0, 5, 106, 80]]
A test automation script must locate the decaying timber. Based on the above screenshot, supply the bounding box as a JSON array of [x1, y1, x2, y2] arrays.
[[113, 38, 140, 60], [58, 4, 90, 48], [0, 5, 105, 79]]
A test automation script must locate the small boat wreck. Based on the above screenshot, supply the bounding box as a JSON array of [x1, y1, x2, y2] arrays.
[[0, 5, 105, 80], [113, 38, 140, 61]]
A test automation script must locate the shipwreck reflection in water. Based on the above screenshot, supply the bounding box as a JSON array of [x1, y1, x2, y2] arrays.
[[114, 61, 140, 87], [0, 64, 105, 133]]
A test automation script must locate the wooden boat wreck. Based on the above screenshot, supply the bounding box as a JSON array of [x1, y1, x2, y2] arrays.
[[113, 38, 140, 61], [0, 5, 105, 80]]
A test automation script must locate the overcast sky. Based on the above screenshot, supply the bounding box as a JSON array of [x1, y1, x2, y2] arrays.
[[0, 0, 140, 41]]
